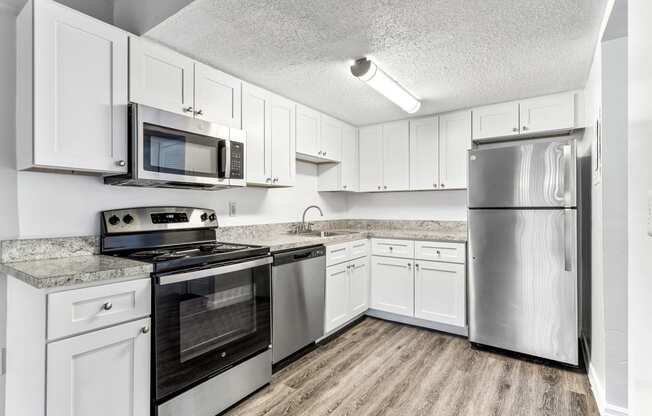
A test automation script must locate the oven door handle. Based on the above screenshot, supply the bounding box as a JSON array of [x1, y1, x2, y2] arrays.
[[157, 257, 272, 285]]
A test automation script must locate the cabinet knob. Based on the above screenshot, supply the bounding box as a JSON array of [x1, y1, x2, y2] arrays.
[[440, 183, 446, 188], [273, 177, 279, 183], [266, 178, 272, 183], [116, 160, 126, 167], [389, 246, 393, 251], [512, 127, 519, 132], [102, 301, 112, 311], [183, 106, 194, 113], [343, 185, 347, 189], [194, 109, 204, 116], [408, 263, 412, 269], [436, 250, 441, 255], [522, 126, 528, 131], [433, 183, 438, 188], [415, 263, 420, 270], [323, 151, 327, 156], [377, 186, 381, 190], [141, 326, 150, 334], [383, 185, 387, 190]]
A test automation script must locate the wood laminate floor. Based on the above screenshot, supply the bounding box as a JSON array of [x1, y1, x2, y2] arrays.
[[225, 318, 598, 416]]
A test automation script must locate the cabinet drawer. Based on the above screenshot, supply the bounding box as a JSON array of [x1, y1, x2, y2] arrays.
[[414, 241, 466, 264], [48, 279, 151, 340], [326, 242, 351, 266], [349, 240, 369, 260], [371, 239, 414, 259]]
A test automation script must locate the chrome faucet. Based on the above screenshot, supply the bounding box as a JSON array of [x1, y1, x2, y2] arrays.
[[299, 205, 323, 233]]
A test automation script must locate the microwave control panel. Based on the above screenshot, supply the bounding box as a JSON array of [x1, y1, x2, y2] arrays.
[[230, 142, 244, 179]]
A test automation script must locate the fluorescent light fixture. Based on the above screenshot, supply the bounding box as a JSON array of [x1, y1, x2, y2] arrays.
[[350, 57, 421, 114]]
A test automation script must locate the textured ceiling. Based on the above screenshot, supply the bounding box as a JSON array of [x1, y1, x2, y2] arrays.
[[146, 0, 608, 126]]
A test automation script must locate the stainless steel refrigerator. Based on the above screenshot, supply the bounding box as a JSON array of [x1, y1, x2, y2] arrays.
[[468, 138, 580, 365]]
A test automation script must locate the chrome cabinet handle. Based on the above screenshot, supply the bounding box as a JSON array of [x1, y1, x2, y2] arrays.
[[141, 326, 150, 334], [116, 160, 126, 167], [273, 177, 279, 183], [182, 106, 194, 113], [102, 301, 112, 311], [323, 151, 327, 156], [512, 127, 519, 132], [194, 109, 204, 116]]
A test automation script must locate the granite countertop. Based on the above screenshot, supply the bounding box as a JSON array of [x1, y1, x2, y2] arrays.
[[0, 255, 152, 289]]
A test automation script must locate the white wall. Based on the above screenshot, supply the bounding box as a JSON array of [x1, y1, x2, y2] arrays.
[[15, 161, 348, 237], [0, 9, 18, 241], [628, 1, 652, 414], [347, 190, 467, 221]]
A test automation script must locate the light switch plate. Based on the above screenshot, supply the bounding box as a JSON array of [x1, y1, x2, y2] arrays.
[[648, 191, 652, 237]]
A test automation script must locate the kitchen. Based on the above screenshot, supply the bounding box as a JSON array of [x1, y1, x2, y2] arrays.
[[0, 0, 649, 415]]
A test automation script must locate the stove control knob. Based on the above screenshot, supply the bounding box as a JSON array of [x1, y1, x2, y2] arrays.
[[209, 213, 217, 222], [123, 214, 134, 224], [108, 215, 120, 226], [200, 213, 208, 222]]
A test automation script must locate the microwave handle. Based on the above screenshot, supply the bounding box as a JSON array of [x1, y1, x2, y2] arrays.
[[224, 140, 231, 179]]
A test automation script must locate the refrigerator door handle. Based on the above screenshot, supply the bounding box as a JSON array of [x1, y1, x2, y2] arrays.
[[563, 209, 573, 272]]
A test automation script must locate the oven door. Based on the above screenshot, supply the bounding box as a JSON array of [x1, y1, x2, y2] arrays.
[[135, 104, 230, 187], [153, 256, 272, 403]]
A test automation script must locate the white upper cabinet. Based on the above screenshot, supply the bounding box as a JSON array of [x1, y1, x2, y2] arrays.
[[472, 91, 578, 141], [242, 83, 272, 185], [409, 116, 439, 191], [439, 110, 472, 189], [472, 101, 520, 141], [17, 0, 129, 173], [358, 124, 384, 192], [318, 124, 358, 192], [320, 114, 343, 162], [194, 62, 242, 128], [519, 92, 575, 135], [129, 37, 242, 129], [242, 82, 295, 187], [129, 36, 194, 117], [296, 104, 321, 157], [269, 94, 296, 187], [382, 120, 410, 191]]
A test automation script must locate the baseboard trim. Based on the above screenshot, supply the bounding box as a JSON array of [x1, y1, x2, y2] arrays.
[[583, 337, 629, 416], [365, 309, 468, 336]]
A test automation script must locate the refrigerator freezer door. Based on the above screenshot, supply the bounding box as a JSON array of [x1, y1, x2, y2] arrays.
[[468, 209, 578, 365], [468, 140, 576, 208]]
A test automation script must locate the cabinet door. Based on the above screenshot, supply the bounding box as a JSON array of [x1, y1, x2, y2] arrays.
[[47, 318, 150, 416], [340, 124, 359, 191], [350, 257, 370, 316], [296, 104, 320, 157], [129, 36, 193, 117], [409, 116, 439, 190], [325, 263, 350, 333], [269, 93, 296, 187], [472, 102, 519, 140], [34, 0, 128, 173], [194, 62, 241, 128], [439, 110, 472, 189], [242, 83, 272, 185], [358, 125, 384, 192], [320, 115, 343, 162], [414, 261, 465, 327], [371, 256, 414, 317], [519, 92, 575, 135], [382, 120, 410, 191]]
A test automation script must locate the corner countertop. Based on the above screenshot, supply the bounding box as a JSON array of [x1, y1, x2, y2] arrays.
[[0, 255, 153, 290]]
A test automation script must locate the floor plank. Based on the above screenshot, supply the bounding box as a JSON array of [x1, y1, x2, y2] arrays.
[[225, 318, 599, 416]]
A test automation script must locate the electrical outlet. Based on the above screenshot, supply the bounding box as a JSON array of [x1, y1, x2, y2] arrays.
[[229, 201, 237, 217]]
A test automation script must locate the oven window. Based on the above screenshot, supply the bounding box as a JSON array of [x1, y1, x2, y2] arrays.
[[143, 124, 221, 178], [179, 273, 257, 363], [154, 261, 271, 402]]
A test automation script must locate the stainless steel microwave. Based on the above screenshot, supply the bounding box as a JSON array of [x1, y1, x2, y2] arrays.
[[105, 103, 245, 190]]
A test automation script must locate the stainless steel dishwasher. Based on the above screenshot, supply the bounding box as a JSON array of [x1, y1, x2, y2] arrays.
[[272, 245, 326, 364]]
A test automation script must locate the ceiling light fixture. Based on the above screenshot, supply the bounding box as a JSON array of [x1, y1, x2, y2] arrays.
[[350, 57, 421, 114]]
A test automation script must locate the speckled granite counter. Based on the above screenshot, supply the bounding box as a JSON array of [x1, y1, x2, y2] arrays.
[[0, 255, 152, 289]]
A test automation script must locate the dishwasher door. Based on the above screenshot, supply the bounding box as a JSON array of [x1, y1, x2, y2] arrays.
[[272, 246, 326, 364]]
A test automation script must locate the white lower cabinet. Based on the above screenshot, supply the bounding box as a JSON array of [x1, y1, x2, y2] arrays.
[[324, 241, 370, 334], [414, 261, 465, 326], [370, 256, 414, 317], [47, 317, 151, 416]]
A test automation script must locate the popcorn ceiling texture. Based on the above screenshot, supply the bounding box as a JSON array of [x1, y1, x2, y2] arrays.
[[146, 0, 607, 126]]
